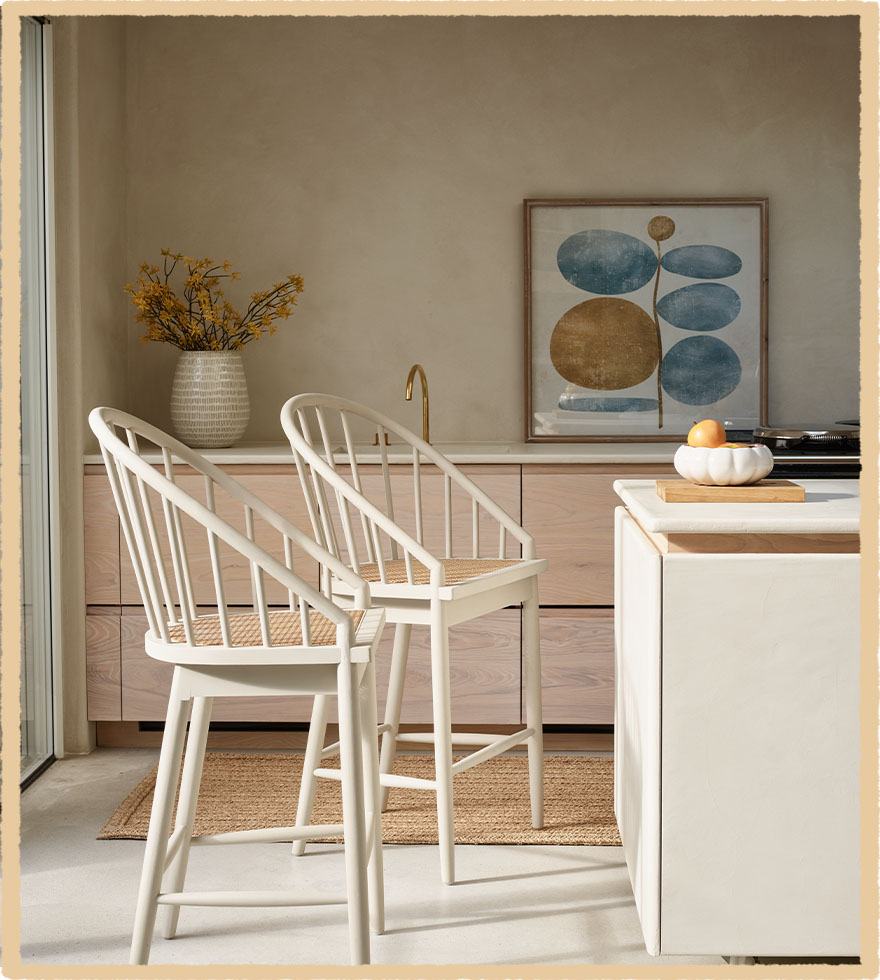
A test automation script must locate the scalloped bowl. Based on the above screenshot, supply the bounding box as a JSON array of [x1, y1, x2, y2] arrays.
[[673, 443, 774, 487]]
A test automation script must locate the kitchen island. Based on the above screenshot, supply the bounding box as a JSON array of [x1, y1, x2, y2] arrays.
[[613, 479, 860, 959]]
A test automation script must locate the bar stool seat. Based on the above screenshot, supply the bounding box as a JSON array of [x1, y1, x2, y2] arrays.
[[339, 557, 544, 593], [165, 609, 365, 647]]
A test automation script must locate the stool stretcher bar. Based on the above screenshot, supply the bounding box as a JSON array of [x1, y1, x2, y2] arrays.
[[156, 891, 347, 908], [320, 724, 392, 759], [163, 823, 346, 871], [315, 728, 535, 788], [450, 728, 534, 776], [315, 767, 437, 791], [194, 824, 345, 845], [393, 730, 517, 747]]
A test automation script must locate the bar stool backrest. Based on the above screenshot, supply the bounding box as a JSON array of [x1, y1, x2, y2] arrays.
[[89, 407, 369, 652], [280, 393, 533, 589]]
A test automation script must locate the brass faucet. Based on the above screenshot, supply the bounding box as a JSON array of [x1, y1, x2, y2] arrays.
[[405, 363, 430, 443]]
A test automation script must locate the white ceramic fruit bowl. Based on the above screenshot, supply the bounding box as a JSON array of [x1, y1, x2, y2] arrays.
[[673, 443, 774, 486]]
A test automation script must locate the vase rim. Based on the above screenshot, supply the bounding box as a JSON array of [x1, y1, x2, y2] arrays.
[[178, 349, 243, 355]]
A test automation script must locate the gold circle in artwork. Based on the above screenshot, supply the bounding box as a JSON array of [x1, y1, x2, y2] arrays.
[[550, 298, 659, 390], [647, 215, 676, 242]]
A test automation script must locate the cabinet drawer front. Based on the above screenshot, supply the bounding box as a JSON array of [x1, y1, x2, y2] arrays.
[[531, 609, 613, 725], [120, 610, 317, 722], [376, 610, 521, 725], [84, 475, 120, 604], [351, 465, 521, 561], [119, 471, 317, 607], [523, 466, 673, 604], [86, 608, 121, 720], [120, 608, 520, 725]]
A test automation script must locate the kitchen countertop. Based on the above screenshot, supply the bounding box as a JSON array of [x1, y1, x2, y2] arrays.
[[613, 478, 860, 535], [83, 441, 680, 466]]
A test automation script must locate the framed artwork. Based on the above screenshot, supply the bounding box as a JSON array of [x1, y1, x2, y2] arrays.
[[524, 198, 768, 442]]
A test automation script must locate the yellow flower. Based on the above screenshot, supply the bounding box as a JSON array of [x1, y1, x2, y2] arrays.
[[128, 252, 303, 349]]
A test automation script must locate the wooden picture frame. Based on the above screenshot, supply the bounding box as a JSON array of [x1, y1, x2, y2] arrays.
[[524, 198, 769, 443]]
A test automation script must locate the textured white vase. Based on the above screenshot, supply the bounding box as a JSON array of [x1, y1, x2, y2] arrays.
[[170, 351, 250, 449]]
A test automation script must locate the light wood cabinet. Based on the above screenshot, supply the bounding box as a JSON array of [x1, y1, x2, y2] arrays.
[[115, 606, 520, 724], [522, 465, 673, 604], [83, 459, 667, 729], [85, 607, 121, 720], [84, 476, 121, 605], [532, 609, 613, 724], [119, 608, 317, 722], [376, 611, 521, 725]]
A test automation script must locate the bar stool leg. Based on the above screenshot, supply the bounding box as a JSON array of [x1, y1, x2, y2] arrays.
[[523, 579, 545, 829], [378, 623, 411, 811], [360, 662, 385, 934], [337, 661, 370, 965], [161, 696, 213, 939], [130, 675, 191, 965], [429, 601, 455, 885], [292, 694, 329, 856]]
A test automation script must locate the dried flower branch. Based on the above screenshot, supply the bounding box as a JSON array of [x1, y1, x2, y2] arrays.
[[124, 250, 304, 351]]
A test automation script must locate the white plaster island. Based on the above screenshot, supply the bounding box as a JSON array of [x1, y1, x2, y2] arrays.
[[613, 478, 859, 959], [613, 478, 859, 536]]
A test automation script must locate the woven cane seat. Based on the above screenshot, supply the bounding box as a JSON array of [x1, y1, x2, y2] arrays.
[[166, 608, 365, 648], [355, 557, 522, 586]]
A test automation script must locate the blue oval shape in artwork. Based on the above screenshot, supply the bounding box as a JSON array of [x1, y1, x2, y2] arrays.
[[661, 336, 742, 405], [558, 394, 659, 413], [656, 283, 741, 332], [661, 245, 742, 279], [557, 230, 658, 295]]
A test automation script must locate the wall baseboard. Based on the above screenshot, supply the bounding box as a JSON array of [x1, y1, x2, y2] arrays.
[[94, 722, 613, 753]]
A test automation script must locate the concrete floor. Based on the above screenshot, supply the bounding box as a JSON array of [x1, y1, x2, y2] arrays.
[[19, 748, 723, 967]]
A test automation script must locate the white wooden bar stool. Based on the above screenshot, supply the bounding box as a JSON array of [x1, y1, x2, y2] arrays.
[[280, 394, 547, 885], [89, 408, 385, 966]]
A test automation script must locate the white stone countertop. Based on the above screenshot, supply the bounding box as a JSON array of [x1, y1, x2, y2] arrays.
[[84, 441, 680, 466], [614, 479, 860, 535]]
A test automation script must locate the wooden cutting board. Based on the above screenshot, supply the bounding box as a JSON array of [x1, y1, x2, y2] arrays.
[[656, 479, 806, 503]]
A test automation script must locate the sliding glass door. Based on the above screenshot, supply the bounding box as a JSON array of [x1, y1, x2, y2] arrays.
[[20, 17, 55, 783]]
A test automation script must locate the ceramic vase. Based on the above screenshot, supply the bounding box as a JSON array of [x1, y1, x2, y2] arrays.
[[170, 351, 250, 448]]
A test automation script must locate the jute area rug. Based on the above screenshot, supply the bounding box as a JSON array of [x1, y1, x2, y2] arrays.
[[98, 753, 621, 847]]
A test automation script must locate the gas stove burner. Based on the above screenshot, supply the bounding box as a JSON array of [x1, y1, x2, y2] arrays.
[[754, 426, 860, 454]]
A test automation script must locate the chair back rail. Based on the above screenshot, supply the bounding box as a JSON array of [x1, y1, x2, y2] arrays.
[[89, 407, 370, 653], [280, 394, 536, 589]]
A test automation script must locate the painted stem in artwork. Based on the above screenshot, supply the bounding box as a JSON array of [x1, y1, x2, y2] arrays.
[[651, 242, 664, 429]]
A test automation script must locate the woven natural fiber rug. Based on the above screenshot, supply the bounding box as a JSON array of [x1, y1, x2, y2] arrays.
[[98, 753, 620, 846]]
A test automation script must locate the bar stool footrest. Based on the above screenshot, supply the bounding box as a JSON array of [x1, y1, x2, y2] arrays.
[[156, 890, 347, 908], [320, 723, 392, 759], [191, 824, 345, 846], [450, 728, 534, 775]]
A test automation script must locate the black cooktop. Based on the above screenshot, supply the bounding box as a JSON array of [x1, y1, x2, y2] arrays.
[[724, 428, 860, 478]]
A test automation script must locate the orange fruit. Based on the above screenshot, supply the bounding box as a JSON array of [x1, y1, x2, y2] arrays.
[[686, 419, 727, 448], [720, 442, 749, 448]]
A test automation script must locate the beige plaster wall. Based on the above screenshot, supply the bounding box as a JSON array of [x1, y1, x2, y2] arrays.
[[53, 16, 128, 752], [119, 14, 860, 441], [56, 13, 860, 748]]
